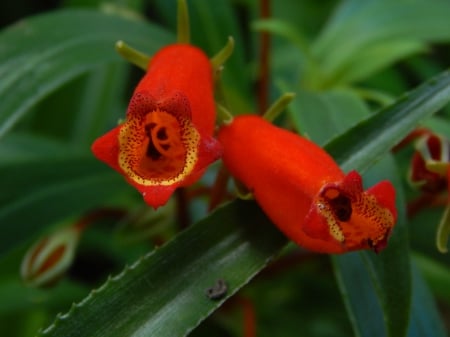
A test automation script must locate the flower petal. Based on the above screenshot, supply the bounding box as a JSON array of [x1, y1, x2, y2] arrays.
[[91, 44, 221, 208], [303, 171, 397, 253]]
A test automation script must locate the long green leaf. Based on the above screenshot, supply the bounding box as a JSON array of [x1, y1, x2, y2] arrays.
[[39, 200, 287, 337], [0, 8, 172, 138], [289, 88, 370, 145], [312, 0, 450, 86], [326, 69, 450, 173], [38, 69, 450, 336], [332, 157, 410, 337], [406, 262, 448, 337]]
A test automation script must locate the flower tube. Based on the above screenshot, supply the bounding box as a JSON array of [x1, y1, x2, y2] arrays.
[[218, 115, 397, 253], [92, 44, 222, 208]]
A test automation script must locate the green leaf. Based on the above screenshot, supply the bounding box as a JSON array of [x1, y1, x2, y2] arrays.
[[330, 39, 425, 85], [312, 0, 450, 86], [68, 64, 129, 147], [0, 154, 129, 257], [332, 157, 411, 337], [39, 200, 287, 337], [406, 261, 448, 337], [326, 69, 450, 337], [414, 253, 450, 304], [0, 8, 173, 138], [289, 88, 371, 145], [325, 69, 450, 173]]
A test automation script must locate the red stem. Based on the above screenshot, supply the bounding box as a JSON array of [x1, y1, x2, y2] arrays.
[[175, 188, 191, 230], [74, 208, 127, 232], [392, 127, 432, 152], [208, 165, 230, 212], [240, 297, 257, 337]]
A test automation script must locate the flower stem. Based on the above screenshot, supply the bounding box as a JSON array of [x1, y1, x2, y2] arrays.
[[208, 165, 230, 211], [177, 0, 190, 44], [436, 203, 450, 253], [115, 40, 150, 71], [216, 103, 234, 125], [263, 92, 296, 122], [210, 36, 235, 73]]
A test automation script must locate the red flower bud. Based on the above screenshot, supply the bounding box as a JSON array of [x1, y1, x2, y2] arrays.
[[408, 132, 450, 253], [409, 133, 450, 193], [92, 44, 222, 208], [218, 115, 397, 253]]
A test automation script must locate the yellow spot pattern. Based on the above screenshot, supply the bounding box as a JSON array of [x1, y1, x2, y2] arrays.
[[118, 108, 200, 186]]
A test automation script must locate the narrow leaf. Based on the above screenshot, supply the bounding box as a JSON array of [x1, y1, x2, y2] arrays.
[[326, 69, 450, 173], [406, 262, 448, 337], [313, 0, 450, 84], [289, 88, 370, 145], [0, 9, 172, 138], [332, 157, 411, 337], [39, 200, 287, 337]]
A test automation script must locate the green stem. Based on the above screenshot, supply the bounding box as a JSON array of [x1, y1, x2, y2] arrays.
[[216, 103, 234, 125], [115, 40, 150, 71], [234, 179, 254, 200], [436, 203, 450, 253], [210, 36, 235, 73], [177, 0, 190, 44], [263, 92, 296, 122]]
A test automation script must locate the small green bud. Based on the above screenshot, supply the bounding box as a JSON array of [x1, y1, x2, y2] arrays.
[[21, 226, 81, 288]]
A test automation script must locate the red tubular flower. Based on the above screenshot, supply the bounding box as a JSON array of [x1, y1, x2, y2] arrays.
[[92, 44, 222, 208], [218, 115, 397, 254]]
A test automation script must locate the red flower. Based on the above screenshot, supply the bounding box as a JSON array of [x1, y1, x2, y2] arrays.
[[92, 44, 222, 208], [218, 115, 397, 253], [409, 132, 450, 193], [408, 131, 450, 253]]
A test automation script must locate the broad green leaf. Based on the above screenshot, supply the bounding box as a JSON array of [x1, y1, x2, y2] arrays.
[[406, 262, 448, 337], [414, 253, 450, 304], [0, 155, 130, 257], [326, 69, 450, 173], [29, 62, 129, 147], [0, 133, 68, 164], [332, 157, 410, 337], [330, 39, 425, 85], [289, 88, 370, 145], [38, 68, 450, 336], [39, 200, 287, 337], [0, 8, 173, 138], [68, 64, 129, 147], [312, 0, 450, 87]]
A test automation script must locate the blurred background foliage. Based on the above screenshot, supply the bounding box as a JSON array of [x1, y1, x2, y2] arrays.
[[0, 0, 449, 336]]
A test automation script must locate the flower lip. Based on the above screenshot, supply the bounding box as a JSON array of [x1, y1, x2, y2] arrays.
[[368, 228, 391, 254], [304, 171, 397, 253], [118, 90, 200, 187], [410, 133, 450, 193]]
